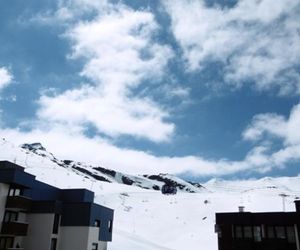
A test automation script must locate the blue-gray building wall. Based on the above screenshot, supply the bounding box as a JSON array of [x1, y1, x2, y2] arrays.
[[90, 204, 114, 242]]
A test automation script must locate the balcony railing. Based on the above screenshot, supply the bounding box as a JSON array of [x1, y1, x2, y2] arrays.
[[5, 196, 32, 211], [1, 221, 28, 236]]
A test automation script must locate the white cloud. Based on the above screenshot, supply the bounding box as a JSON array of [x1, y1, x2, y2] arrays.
[[0, 67, 13, 91], [243, 102, 300, 168], [243, 103, 300, 145], [168, 86, 190, 99], [38, 85, 174, 142], [164, 0, 300, 95], [242, 113, 286, 141], [37, 5, 175, 142]]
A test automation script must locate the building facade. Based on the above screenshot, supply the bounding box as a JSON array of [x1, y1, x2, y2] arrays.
[[0, 161, 114, 250], [215, 201, 300, 250]]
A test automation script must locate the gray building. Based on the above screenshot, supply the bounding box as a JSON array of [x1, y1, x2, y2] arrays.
[[0, 161, 114, 250]]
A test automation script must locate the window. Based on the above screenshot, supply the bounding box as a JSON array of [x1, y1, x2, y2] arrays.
[[244, 226, 253, 238], [92, 243, 98, 250], [8, 188, 14, 196], [50, 238, 57, 250], [275, 226, 286, 239], [4, 211, 18, 222], [267, 226, 275, 239], [0, 237, 13, 249], [235, 226, 243, 238], [52, 214, 60, 234], [8, 187, 21, 197], [108, 220, 113, 233], [14, 188, 20, 196], [233, 225, 259, 240], [253, 226, 262, 242], [287, 226, 296, 243], [94, 220, 101, 227]]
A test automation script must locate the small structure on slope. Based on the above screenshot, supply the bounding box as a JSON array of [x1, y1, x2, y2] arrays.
[[161, 183, 177, 195]]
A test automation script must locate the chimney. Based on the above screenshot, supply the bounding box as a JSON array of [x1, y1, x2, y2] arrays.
[[295, 200, 300, 213], [238, 206, 245, 213]]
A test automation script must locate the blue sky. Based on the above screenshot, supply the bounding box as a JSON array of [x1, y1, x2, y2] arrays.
[[0, 0, 300, 181]]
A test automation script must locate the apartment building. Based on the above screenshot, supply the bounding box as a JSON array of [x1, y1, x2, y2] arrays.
[[0, 161, 114, 250], [215, 201, 300, 250]]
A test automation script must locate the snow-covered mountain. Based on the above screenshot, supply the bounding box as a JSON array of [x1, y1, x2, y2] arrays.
[[20, 142, 205, 193], [1, 138, 300, 250]]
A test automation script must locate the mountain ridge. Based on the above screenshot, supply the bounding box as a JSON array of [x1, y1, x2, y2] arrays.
[[20, 142, 205, 193]]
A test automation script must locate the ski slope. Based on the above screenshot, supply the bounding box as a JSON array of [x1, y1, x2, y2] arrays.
[[0, 139, 300, 250]]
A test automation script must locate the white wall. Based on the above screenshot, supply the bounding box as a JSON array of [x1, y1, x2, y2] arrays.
[[59, 226, 107, 250], [87, 227, 107, 250], [23, 213, 57, 250], [59, 226, 89, 250], [98, 241, 108, 250]]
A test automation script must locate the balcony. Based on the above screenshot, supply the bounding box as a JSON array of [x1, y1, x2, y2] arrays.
[[1, 222, 28, 236], [5, 196, 32, 211]]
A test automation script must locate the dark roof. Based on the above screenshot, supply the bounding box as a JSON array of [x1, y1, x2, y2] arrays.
[[216, 211, 299, 226], [0, 161, 25, 170]]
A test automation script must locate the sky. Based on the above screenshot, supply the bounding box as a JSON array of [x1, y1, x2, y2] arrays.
[[0, 0, 300, 181]]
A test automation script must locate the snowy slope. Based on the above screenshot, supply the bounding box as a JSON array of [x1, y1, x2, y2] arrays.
[[0, 139, 300, 250], [20, 142, 205, 193]]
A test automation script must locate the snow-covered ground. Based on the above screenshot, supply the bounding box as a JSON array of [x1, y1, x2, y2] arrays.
[[0, 139, 300, 250]]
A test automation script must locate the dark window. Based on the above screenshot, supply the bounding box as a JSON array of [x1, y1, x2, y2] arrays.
[[0, 237, 13, 249], [244, 226, 253, 238], [94, 220, 101, 227], [50, 238, 57, 250], [275, 226, 286, 239], [108, 220, 113, 233], [267, 226, 275, 238], [287, 226, 296, 243], [92, 243, 98, 250], [235, 226, 243, 238], [233, 225, 258, 240], [4, 211, 18, 222], [52, 214, 60, 234], [253, 226, 262, 242]]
